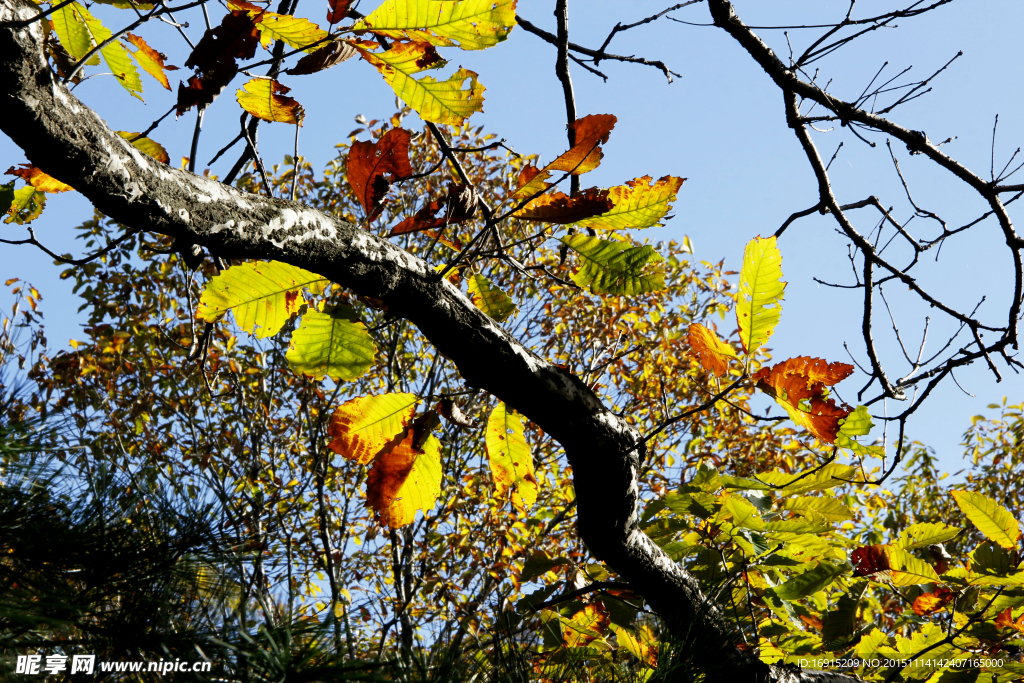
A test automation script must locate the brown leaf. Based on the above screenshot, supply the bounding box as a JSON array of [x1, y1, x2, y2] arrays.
[[5, 164, 74, 193], [389, 183, 477, 235], [851, 545, 892, 579], [177, 9, 261, 114], [347, 127, 414, 219], [752, 356, 854, 442], [687, 323, 736, 377], [546, 114, 617, 175], [513, 187, 612, 224], [799, 614, 823, 631], [438, 398, 476, 428], [912, 586, 955, 616], [364, 422, 441, 528], [326, 0, 353, 24], [285, 37, 357, 75]]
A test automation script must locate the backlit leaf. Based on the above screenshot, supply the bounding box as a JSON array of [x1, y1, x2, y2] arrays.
[[512, 165, 551, 199], [327, 0, 354, 24], [851, 545, 891, 579], [562, 603, 609, 648], [347, 127, 415, 218], [774, 562, 846, 600], [722, 493, 763, 530], [358, 43, 483, 125], [888, 547, 941, 586], [51, 2, 97, 64], [577, 175, 684, 231], [5, 164, 73, 193], [352, 0, 516, 50], [365, 429, 441, 528], [467, 274, 516, 323], [835, 405, 884, 457], [736, 235, 785, 355], [286, 308, 376, 380], [196, 260, 326, 338], [951, 490, 1022, 549], [513, 188, 612, 224], [124, 33, 177, 90], [757, 463, 858, 494], [753, 356, 854, 443], [485, 402, 537, 512], [115, 132, 170, 164], [78, 6, 143, 99], [782, 496, 853, 523], [236, 78, 305, 124], [687, 323, 736, 377], [546, 114, 616, 175], [327, 393, 419, 464], [894, 522, 960, 550], [561, 235, 665, 296], [913, 587, 955, 616], [228, 0, 329, 52], [4, 186, 45, 224]]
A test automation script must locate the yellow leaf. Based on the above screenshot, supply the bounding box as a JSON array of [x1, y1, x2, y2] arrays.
[[236, 78, 305, 125], [467, 273, 516, 322], [78, 6, 143, 99], [577, 175, 684, 231], [952, 489, 1022, 549], [365, 429, 442, 528], [116, 132, 170, 164], [887, 547, 940, 586], [286, 308, 376, 380], [736, 236, 785, 355], [327, 393, 420, 464], [687, 322, 736, 377], [257, 13, 330, 53], [352, 0, 516, 50], [485, 403, 537, 512], [51, 2, 97, 64], [124, 33, 176, 90]]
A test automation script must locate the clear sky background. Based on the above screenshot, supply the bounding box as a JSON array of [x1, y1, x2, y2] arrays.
[[2, 0, 1021, 473]]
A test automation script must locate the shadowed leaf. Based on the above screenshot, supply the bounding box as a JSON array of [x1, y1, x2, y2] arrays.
[[514, 188, 611, 224], [365, 428, 441, 528], [285, 37, 358, 75]]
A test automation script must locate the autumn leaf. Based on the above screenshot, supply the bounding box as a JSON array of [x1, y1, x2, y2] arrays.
[[610, 623, 658, 667], [513, 188, 612, 224], [286, 307, 376, 380], [951, 489, 1022, 549], [512, 165, 551, 199], [851, 544, 891, 580], [352, 0, 516, 51], [347, 127, 414, 219], [912, 587, 955, 616], [545, 114, 617, 175], [753, 356, 854, 443], [227, 0, 330, 52], [236, 78, 305, 124], [327, 0, 354, 24], [562, 602, 610, 648], [4, 185, 45, 225], [390, 183, 478, 234], [687, 323, 736, 377], [562, 235, 665, 296], [327, 393, 420, 464], [0, 182, 13, 218], [437, 398, 475, 428], [365, 428, 442, 528], [577, 175, 684, 232], [736, 235, 785, 355], [996, 608, 1024, 633], [177, 9, 262, 114], [115, 132, 170, 164], [77, 6, 143, 99], [285, 37, 358, 75], [357, 43, 482, 125], [485, 402, 537, 512], [6, 164, 74, 193], [467, 274, 516, 323], [888, 547, 941, 586], [124, 33, 177, 90], [196, 260, 326, 338]]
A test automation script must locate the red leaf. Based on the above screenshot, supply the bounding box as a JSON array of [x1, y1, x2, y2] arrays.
[[327, 0, 353, 24], [347, 127, 414, 219], [389, 183, 478, 236], [851, 545, 892, 579]]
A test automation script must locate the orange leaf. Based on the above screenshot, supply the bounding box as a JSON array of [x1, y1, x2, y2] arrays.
[[799, 614, 823, 631], [563, 602, 610, 648], [365, 425, 441, 528], [687, 323, 736, 377], [512, 164, 550, 199], [545, 114, 616, 175], [513, 188, 612, 224], [912, 587, 956, 616], [5, 164, 73, 193], [327, 393, 418, 464], [995, 608, 1024, 633], [347, 127, 414, 219], [752, 356, 854, 442], [851, 545, 892, 580], [124, 33, 178, 90]]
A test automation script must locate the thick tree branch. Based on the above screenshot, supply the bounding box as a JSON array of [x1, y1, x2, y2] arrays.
[[0, 3, 863, 680]]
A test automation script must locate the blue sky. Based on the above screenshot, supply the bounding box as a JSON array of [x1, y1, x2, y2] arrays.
[[2, 0, 1021, 473]]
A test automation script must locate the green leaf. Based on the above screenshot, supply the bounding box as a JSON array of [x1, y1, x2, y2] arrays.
[[519, 552, 569, 584], [286, 308, 376, 380], [663, 491, 719, 519], [757, 463, 858, 494], [821, 582, 866, 646], [718, 474, 773, 491], [951, 490, 1022, 549], [51, 2, 97, 63], [561, 234, 665, 295], [485, 402, 537, 512], [0, 181, 14, 217], [783, 496, 853, 523], [723, 494, 764, 531], [467, 273, 516, 322], [78, 5, 143, 99], [774, 562, 846, 601], [888, 547, 940, 586], [894, 522, 960, 550], [196, 261, 327, 338], [764, 519, 832, 535], [4, 185, 45, 224], [836, 406, 884, 457], [735, 235, 785, 355], [352, 0, 516, 50]]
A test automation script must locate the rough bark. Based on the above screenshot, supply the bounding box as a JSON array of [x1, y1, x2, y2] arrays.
[[0, 1, 857, 680]]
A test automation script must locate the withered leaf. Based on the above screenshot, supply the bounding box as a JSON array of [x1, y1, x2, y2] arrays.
[[514, 187, 612, 224], [347, 127, 414, 219], [285, 37, 357, 75]]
